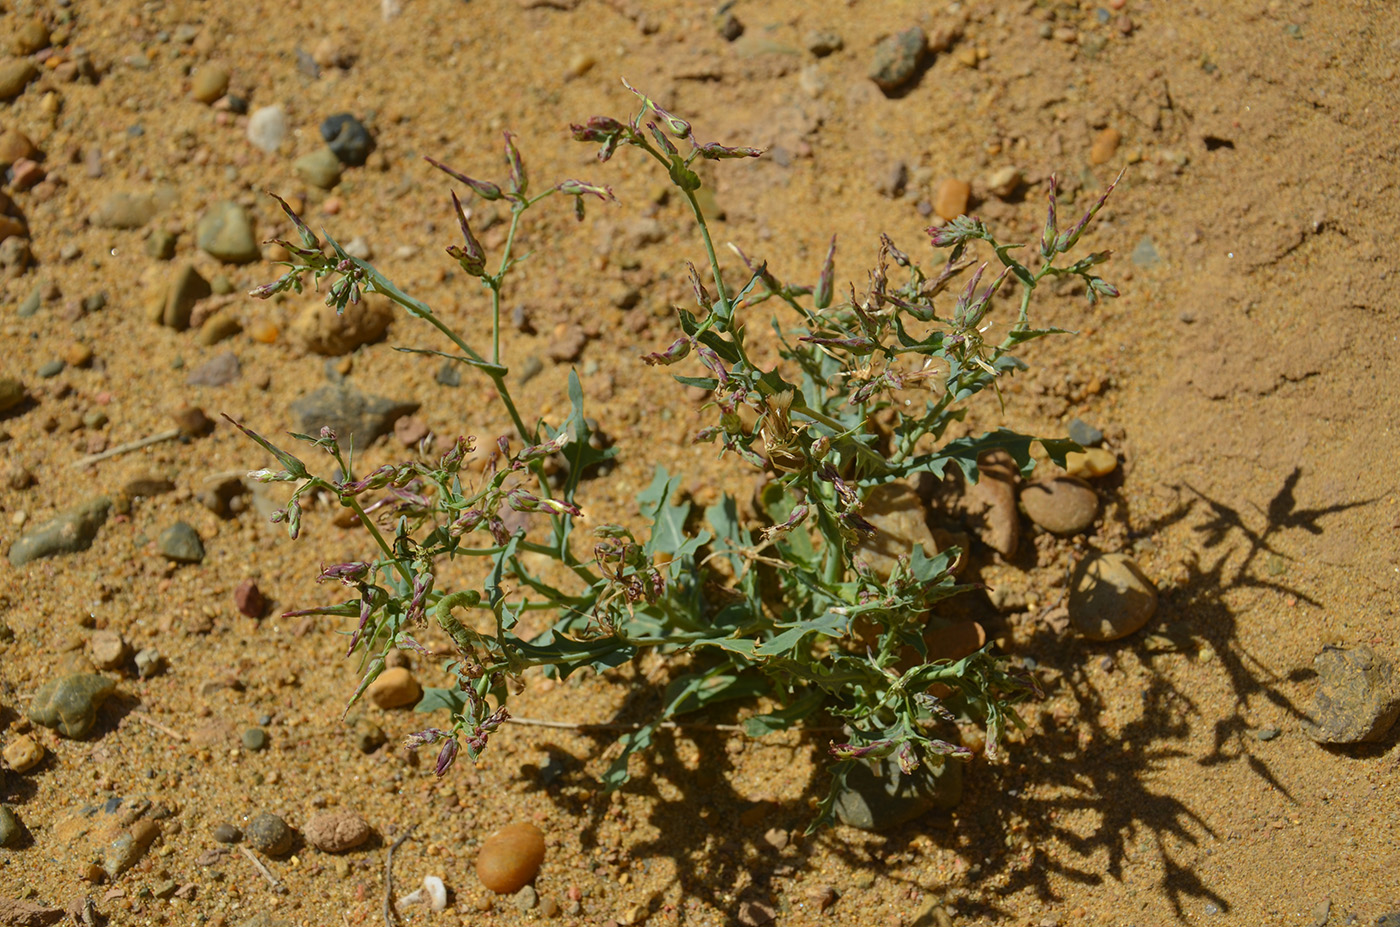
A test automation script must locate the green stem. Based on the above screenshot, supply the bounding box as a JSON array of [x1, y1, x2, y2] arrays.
[[343, 494, 414, 585]]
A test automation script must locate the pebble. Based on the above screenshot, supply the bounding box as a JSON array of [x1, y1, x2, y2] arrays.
[[90, 191, 158, 230], [198, 311, 243, 347], [290, 382, 419, 447], [855, 481, 939, 580], [985, 166, 1022, 199], [88, 630, 130, 670], [1068, 553, 1157, 641], [213, 823, 242, 843], [1066, 418, 1103, 447], [366, 667, 421, 709], [394, 415, 429, 447], [246, 811, 294, 856], [834, 753, 962, 831], [8, 496, 111, 566], [294, 147, 344, 190], [246, 104, 288, 153], [158, 521, 206, 563], [477, 822, 546, 893], [869, 27, 926, 93], [28, 673, 116, 739], [933, 178, 970, 221], [0, 805, 23, 848], [197, 201, 260, 264], [353, 718, 386, 753], [1063, 447, 1118, 479], [963, 450, 1019, 557], [186, 350, 241, 386], [545, 325, 587, 363], [320, 113, 373, 167], [105, 820, 160, 878], [172, 405, 214, 437], [292, 296, 393, 355], [539, 895, 561, 917], [2, 734, 44, 773], [64, 342, 94, 368], [1301, 644, 1400, 744], [1020, 477, 1099, 535], [0, 377, 25, 413], [12, 20, 50, 55], [1131, 236, 1162, 268], [514, 885, 539, 912], [804, 29, 843, 57], [1090, 127, 1122, 165], [242, 728, 269, 751], [191, 64, 230, 103], [146, 229, 177, 260], [134, 648, 164, 679], [304, 810, 371, 853], [234, 579, 267, 618], [37, 359, 64, 379], [566, 53, 595, 78], [0, 128, 38, 168], [0, 58, 39, 102], [17, 288, 40, 318]]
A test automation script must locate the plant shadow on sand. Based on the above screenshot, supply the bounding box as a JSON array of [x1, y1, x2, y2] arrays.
[[518, 467, 1376, 923]]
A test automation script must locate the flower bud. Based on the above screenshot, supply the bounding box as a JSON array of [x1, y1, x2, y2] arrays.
[[447, 191, 487, 276], [503, 131, 527, 196], [814, 235, 836, 310], [434, 737, 460, 777], [423, 156, 503, 201]]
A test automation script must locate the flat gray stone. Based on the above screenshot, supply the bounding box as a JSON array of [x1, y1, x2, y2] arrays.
[[1302, 644, 1400, 744], [8, 497, 111, 566], [834, 754, 962, 832], [90, 191, 157, 230], [290, 383, 418, 447], [196, 200, 260, 264], [162, 264, 211, 330], [293, 147, 343, 191], [158, 521, 205, 563]]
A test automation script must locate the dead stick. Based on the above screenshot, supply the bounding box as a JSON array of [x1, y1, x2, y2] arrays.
[[71, 428, 180, 468], [129, 711, 188, 742], [238, 845, 283, 891], [383, 825, 417, 927]]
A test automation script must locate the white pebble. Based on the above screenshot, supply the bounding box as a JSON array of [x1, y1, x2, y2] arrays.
[[247, 105, 288, 154], [345, 237, 374, 260], [423, 875, 447, 912]]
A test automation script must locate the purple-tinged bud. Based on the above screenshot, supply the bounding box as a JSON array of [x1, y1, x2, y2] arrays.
[[556, 179, 617, 201], [503, 131, 527, 196], [268, 191, 320, 250], [646, 121, 679, 157], [438, 435, 475, 472], [247, 468, 294, 483], [814, 235, 836, 310], [642, 338, 692, 366], [694, 344, 731, 384], [507, 489, 582, 518], [882, 234, 911, 268], [422, 156, 503, 201], [762, 503, 810, 542], [319, 561, 373, 585], [434, 737, 460, 777], [619, 79, 692, 138], [1055, 168, 1124, 253], [404, 728, 449, 750], [570, 116, 627, 142], [450, 509, 486, 538], [1039, 173, 1059, 259], [247, 281, 280, 300], [1086, 276, 1120, 303], [925, 739, 974, 759], [686, 262, 714, 311], [828, 739, 896, 761], [897, 742, 920, 774], [281, 499, 302, 540], [517, 430, 571, 462], [693, 142, 763, 160], [693, 426, 721, 444], [406, 572, 434, 625], [840, 511, 877, 537], [487, 516, 511, 546], [497, 436, 511, 458], [446, 191, 487, 276], [810, 436, 830, 460]]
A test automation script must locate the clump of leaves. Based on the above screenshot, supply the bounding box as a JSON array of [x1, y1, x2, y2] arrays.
[[237, 81, 1120, 827]]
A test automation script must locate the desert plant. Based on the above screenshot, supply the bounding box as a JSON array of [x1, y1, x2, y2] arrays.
[[234, 81, 1120, 826]]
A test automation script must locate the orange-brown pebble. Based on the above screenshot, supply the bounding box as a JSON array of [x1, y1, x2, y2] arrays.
[[933, 178, 971, 221], [476, 822, 546, 894], [1090, 127, 1122, 165], [249, 319, 279, 343]]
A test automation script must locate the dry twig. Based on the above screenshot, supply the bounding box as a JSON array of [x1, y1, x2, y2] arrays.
[[383, 825, 417, 927], [129, 711, 188, 742], [238, 845, 284, 892], [71, 428, 180, 468]]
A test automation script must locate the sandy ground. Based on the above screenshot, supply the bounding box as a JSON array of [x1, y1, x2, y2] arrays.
[[1, 0, 1398, 925]]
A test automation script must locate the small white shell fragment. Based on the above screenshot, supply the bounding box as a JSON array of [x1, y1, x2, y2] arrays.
[[423, 875, 447, 912]]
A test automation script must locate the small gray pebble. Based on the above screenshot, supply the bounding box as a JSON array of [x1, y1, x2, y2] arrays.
[[212, 823, 242, 843], [157, 521, 205, 563], [0, 806, 22, 847], [242, 728, 269, 751], [320, 113, 373, 167], [38, 359, 65, 378], [1067, 418, 1104, 447]]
